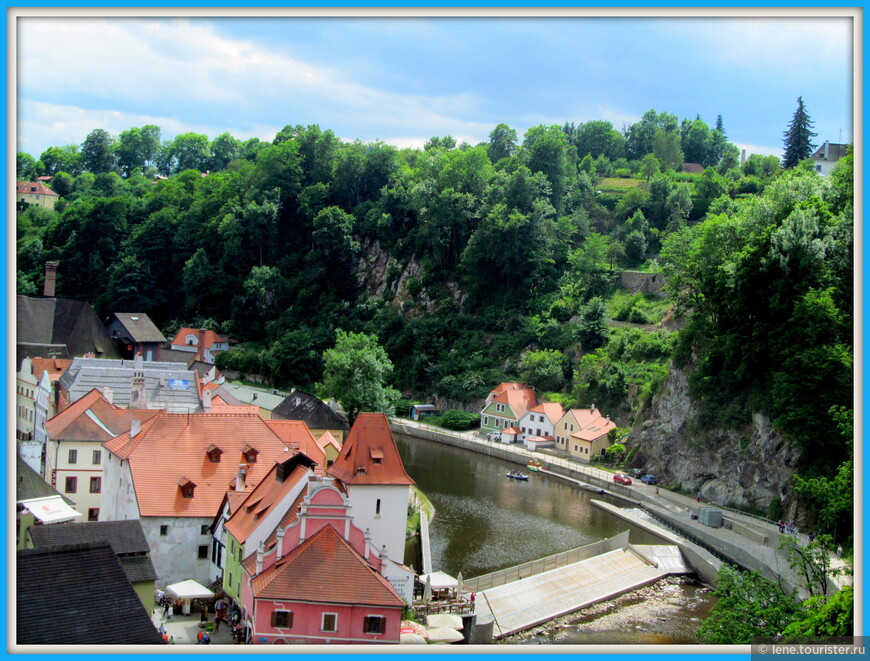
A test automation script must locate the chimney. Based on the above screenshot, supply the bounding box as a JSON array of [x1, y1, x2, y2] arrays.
[[236, 464, 247, 491], [102, 387, 113, 405], [824, 140, 830, 160], [130, 419, 141, 437], [276, 526, 285, 561], [364, 528, 372, 561], [202, 388, 213, 412], [134, 351, 144, 371], [255, 541, 264, 575], [130, 376, 147, 409], [378, 544, 388, 573], [43, 261, 58, 297], [740, 149, 746, 166]]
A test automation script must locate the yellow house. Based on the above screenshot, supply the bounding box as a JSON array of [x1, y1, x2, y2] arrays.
[[17, 181, 60, 210], [554, 408, 616, 462]]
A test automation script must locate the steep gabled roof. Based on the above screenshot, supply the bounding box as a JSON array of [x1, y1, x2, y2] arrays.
[[327, 413, 414, 487], [250, 524, 404, 608], [264, 419, 327, 467], [224, 457, 313, 544], [17, 543, 164, 645], [272, 389, 349, 430], [103, 412, 297, 517], [491, 383, 537, 420], [30, 357, 72, 382], [16, 181, 59, 196], [109, 313, 167, 343], [16, 456, 72, 505], [45, 388, 160, 442], [315, 430, 343, 455]]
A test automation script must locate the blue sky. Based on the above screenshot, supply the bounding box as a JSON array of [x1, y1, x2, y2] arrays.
[[15, 10, 855, 160]]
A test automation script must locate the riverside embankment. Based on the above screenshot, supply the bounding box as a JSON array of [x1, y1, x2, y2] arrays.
[[391, 419, 835, 599]]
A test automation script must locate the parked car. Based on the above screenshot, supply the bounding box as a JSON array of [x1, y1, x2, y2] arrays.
[[613, 473, 632, 485], [627, 468, 645, 478], [486, 431, 501, 442], [640, 474, 658, 485]]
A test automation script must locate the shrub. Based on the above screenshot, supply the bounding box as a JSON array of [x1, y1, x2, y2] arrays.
[[432, 409, 479, 431]]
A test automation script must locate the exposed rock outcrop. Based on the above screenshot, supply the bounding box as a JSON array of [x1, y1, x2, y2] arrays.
[[630, 366, 801, 516]]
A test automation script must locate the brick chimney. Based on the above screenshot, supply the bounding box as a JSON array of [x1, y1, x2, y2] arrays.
[[43, 261, 59, 297], [236, 464, 247, 491]]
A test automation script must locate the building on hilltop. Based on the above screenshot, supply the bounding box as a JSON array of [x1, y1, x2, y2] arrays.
[[16, 180, 60, 210], [811, 141, 849, 176]]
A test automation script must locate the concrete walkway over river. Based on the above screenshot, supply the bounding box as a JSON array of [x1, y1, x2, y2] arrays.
[[392, 419, 852, 601]]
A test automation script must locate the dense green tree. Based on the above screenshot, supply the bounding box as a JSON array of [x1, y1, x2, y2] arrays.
[[518, 349, 568, 392], [487, 123, 518, 162], [782, 587, 853, 638], [782, 96, 818, 168], [170, 132, 210, 173], [569, 120, 626, 160], [318, 329, 400, 424], [116, 125, 161, 176], [209, 132, 243, 172], [81, 129, 116, 174], [697, 565, 800, 644], [17, 152, 38, 180], [652, 128, 683, 171], [521, 124, 574, 213]]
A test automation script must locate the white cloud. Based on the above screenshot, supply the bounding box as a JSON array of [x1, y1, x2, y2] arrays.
[[16, 18, 495, 155]]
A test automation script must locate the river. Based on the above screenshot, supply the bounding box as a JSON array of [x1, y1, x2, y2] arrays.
[[394, 432, 718, 645]]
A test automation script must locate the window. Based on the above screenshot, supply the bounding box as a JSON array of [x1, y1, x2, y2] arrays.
[[198, 545, 209, 559], [484, 416, 489, 426], [90, 477, 101, 493], [271, 610, 293, 628], [160, 525, 169, 536], [65, 476, 77, 493], [88, 508, 99, 521], [68, 449, 77, 464], [92, 450, 102, 465], [321, 613, 337, 632], [375, 499, 381, 515], [181, 484, 195, 498], [363, 615, 386, 635], [201, 524, 211, 535]]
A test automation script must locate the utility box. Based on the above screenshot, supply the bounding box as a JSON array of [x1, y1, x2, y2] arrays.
[[698, 507, 723, 528]]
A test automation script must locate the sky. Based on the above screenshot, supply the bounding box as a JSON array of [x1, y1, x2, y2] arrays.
[[15, 10, 855, 161]]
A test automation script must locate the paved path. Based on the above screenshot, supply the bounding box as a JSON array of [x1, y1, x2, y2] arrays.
[[149, 604, 236, 646]]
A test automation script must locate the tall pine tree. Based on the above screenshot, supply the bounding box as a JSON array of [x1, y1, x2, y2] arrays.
[[782, 96, 818, 168]]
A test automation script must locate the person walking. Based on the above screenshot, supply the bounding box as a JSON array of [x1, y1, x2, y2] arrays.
[[655, 487, 659, 497], [837, 545, 843, 559]]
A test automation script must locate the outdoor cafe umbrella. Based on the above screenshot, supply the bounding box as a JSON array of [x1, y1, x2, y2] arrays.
[[422, 575, 433, 604], [166, 579, 214, 600], [455, 571, 463, 598], [425, 626, 464, 644], [426, 613, 463, 630], [400, 633, 428, 645]]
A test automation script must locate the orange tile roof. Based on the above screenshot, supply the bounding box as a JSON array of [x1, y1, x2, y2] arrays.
[[315, 430, 342, 454], [250, 524, 404, 607], [529, 401, 565, 424], [31, 357, 72, 382], [492, 384, 537, 420], [102, 412, 299, 517], [16, 181, 58, 197], [170, 328, 227, 349], [265, 420, 327, 468], [566, 408, 616, 442], [327, 413, 414, 487], [45, 389, 160, 441], [503, 427, 522, 434], [224, 459, 312, 544]]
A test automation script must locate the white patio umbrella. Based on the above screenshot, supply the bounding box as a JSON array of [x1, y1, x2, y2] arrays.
[[422, 575, 433, 604], [426, 613, 463, 630], [426, 627, 464, 644], [455, 571, 463, 598], [400, 633, 428, 645]]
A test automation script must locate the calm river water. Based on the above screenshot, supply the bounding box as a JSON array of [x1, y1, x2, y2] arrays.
[[394, 433, 717, 644]]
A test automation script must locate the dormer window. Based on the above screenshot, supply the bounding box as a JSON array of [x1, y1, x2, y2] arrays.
[[178, 478, 196, 498], [185, 334, 198, 346], [356, 466, 367, 475], [207, 444, 223, 463], [242, 445, 259, 463], [369, 449, 384, 465]]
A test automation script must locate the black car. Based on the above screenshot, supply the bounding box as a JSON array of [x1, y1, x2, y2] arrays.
[[628, 468, 645, 478]]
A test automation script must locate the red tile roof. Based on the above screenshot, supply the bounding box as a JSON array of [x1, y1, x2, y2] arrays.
[[315, 430, 342, 455], [170, 328, 227, 350], [566, 408, 617, 442], [250, 524, 404, 607], [224, 459, 312, 544], [265, 420, 327, 468], [102, 412, 298, 517], [529, 401, 565, 424], [45, 389, 159, 442], [16, 181, 59, 197], [492, 384, 537, 420], [327, 413, 414, 487], [31, 357, 72, 382]]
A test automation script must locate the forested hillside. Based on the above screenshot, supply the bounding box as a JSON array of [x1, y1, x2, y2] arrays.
[[16, 113, 853, 537]]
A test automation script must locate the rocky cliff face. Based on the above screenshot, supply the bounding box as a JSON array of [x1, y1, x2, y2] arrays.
[[630, 366, 802, 517]]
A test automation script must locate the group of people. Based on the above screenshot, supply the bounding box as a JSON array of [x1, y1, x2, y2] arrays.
[[777, 519, 799, 535]]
